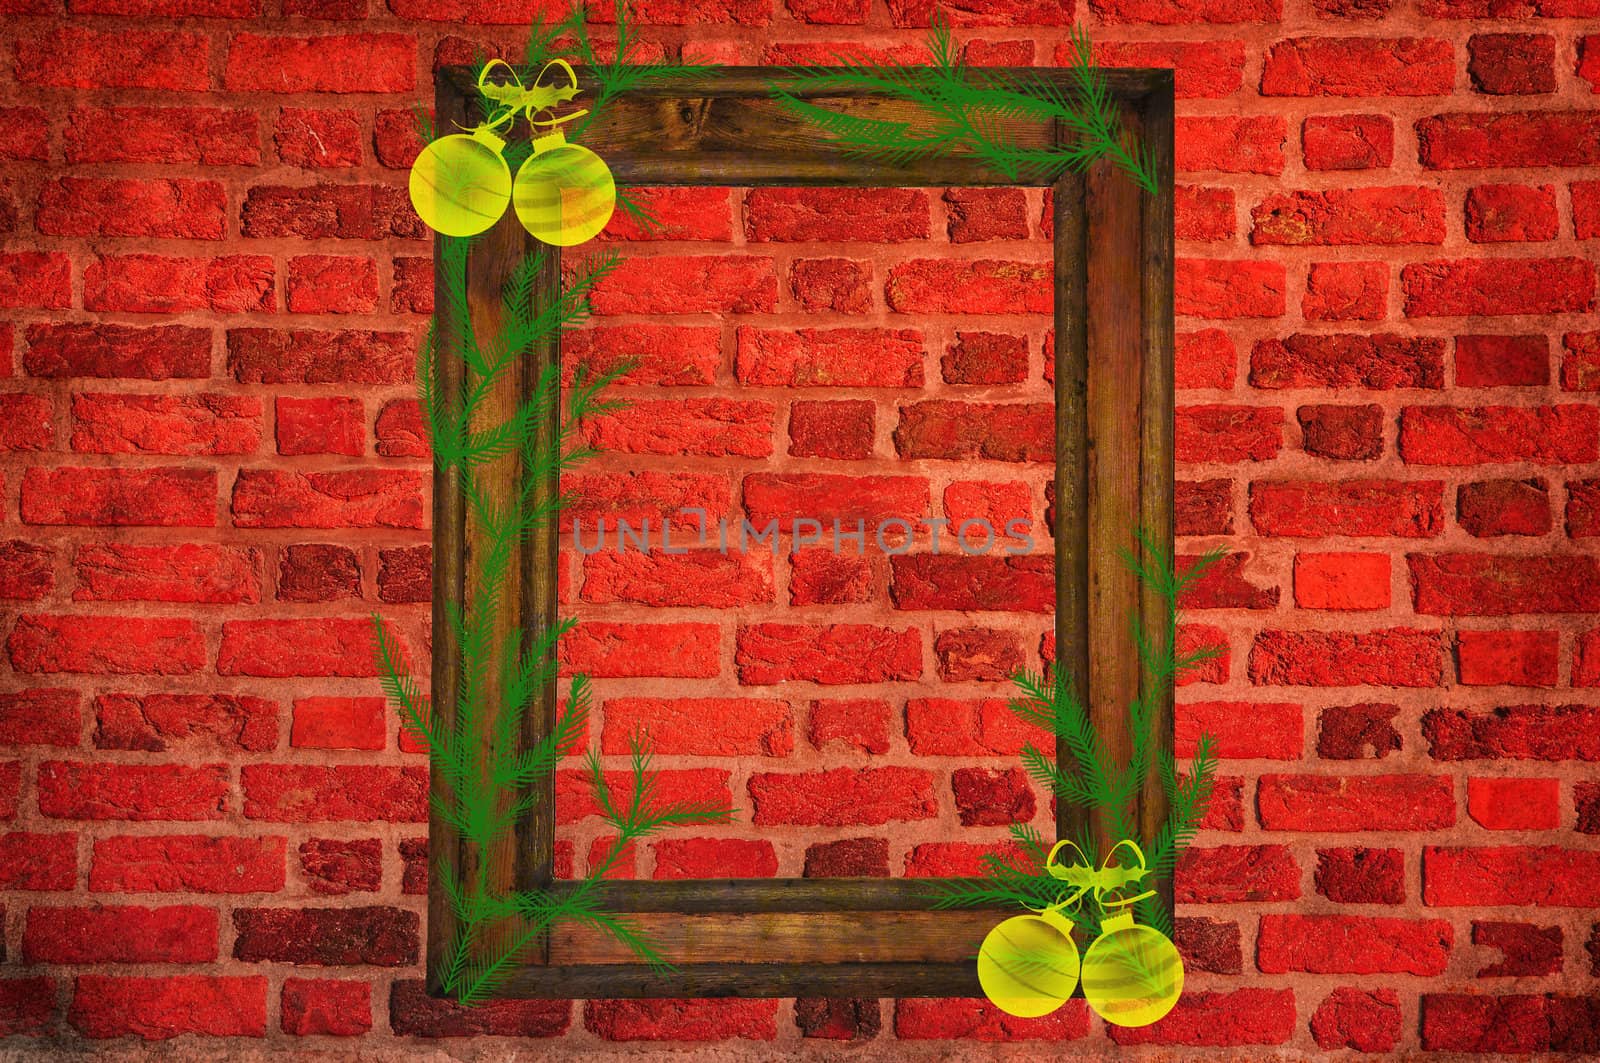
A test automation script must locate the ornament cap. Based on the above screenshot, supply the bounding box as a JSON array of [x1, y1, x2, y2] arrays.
[[531, 129, 568, 156], [1100, 910, 1135, 934], [470, 125, 507, 154]]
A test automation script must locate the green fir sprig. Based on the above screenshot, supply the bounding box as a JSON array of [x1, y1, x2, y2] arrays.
[[931, 532, 1226, 940], [770, 17, 1159, 194]]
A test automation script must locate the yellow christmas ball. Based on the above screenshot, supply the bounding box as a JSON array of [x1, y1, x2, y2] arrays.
[[409, 129, 513, 238], [1080, 911, 1184, 1028], [976, 911, 1081, 1018], [513, 131, 616, 247]]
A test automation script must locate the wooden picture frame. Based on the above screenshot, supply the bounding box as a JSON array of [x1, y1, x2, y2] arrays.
[[429, 65, 1175, 999]]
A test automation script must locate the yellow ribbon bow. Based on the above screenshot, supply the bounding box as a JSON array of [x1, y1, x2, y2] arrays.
[[473, 58, 588, 135], [1037, 838, 1157, 915]]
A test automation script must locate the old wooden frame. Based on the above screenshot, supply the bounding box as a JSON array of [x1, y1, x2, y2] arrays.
[[430, 64, 1175, 999]]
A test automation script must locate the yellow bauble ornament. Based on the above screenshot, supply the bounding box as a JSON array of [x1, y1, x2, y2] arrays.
[[513, 129, 616, 247], [409, 127, 513, 238], [1079, 909, 1184, 1028], [976, 910, 1081, 1018]]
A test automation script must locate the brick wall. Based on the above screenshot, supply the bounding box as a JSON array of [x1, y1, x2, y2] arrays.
[[1, 0, 1598, 1053]]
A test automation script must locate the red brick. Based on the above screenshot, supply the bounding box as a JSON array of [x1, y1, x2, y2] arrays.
[[891, 555, 1053, 612], [598, 188, 734, 242], [1311, 989, 1402, 1052], [1250, 479, 1443, 537], [585, 998, 777, 1041], [885, 259, 1051, 314], [1293, 552, 1389, 610], [75, 394, 261, 458], [1418, 111, 1600, 170], [24, 905, 217, 964], [933, 627, 1024, 683], [275, 397, 364, 457], [1256, 333, 1444, 390], [1474, 921, 1563, 977], [0, 107, 48, 161], [1091, 40, 1245, 99], [895, 401, 1051, 462], [804, 837, 889, 877], [69, 542, 258, 606], [0, 542, 53, 601], [281, 979, 370, 1036], [746, 188, 928, 242], [1316, 846, 1404, 903], [389, 257, 430, 314], [905, 697, 1048, 756], [1262, 36, 1453, 96], [652, 838, 777, 879], [1091, 0, 1280, 22], [894, 997, 1089, 1041], [736, 623, 921, 684], [1466, 183, 1559, 243], [1403, 257, 1594, 316], [789, 258, 872, 313], [1178, 623, 1231, 684], [951, 766, 1034, 826], [1176, 844, 1300, 902], [944, 188, 1029, 242], [65, 107, 259, 166], [277, 543, 360, 602], [583, 398, 774, 458], [388, 979, 569, 1037], [1302, 114, 1393, 170], [1177, 480, 1235, 534], [0, 689, 78, 747], [1575, 182, 1600, 240], [1178, 552, 1279, 611], [1569, 479, 1600, 537], [1253, 187, 1445, 246], [1108, 989, 1295, 1047], [0, 253, 70, 310], [39, 761, 226, 821], [1171, 186, 1234, 243], [1303, 261, 1387, 321], [74, 0, 258, 12], [1458, 629, 1559, 686], [241, 184, 422, 240], [601, 698, 792, 757], [1469, 33, 1557, 94], [941, 332, 1028, 386], [1297, 404, 1383, 461], [808, 698, 891, 754], [762, 41, 928, 64], [1176, 701, 1301, 759], [1424, 704, 1600, 760], [375, 400, 426, 458], [377, 545, 429, 604], [299, 838, 381, 894], [944, 481, 1031, 541], [399, 838, 427, 892], [233, 906, 416, 966], [26, 323, 211, 381], [218, 618, 392, 677], [904, 841, 1029, 877], [232, 469, 423, 529], [0, 833, 77, 890], [1404, 405, 1599, 465], [1259, 773, 1455, 830], [9, 615, 205, 676], [17, 26, 208, 91], [1567, 332, 1600, 392], [1176, 117, 1286, 174], [1457, 334, 1548, 387], [29, 467, 217, 529], [1176, 331, 1236, 389], [1176, 404, 1282, 463], [1176, 917, 1243, 974], [788, 400, 875, 460], [794, 996, 880, 1040], [590, 256, 777, 314], [1259, 914, 1450, 975], [1458, 478, 1552, 537], [275, 108, 361, 168], [90, 835, 285, 894], [1425, 846, 1600, 907], [286, 256, 378, 315], [1425, 992, 1600, 1054], [564, 326, 720, 387], [1577, 630, 1600, 687], [69, 976, 267, 1039], [1468, 777, 1560, 830], [242, 765, 427, 822], [560, 621, 721, 679], [581, 548, 772, 608], [742, 473, 927, 533], [1176, 258, 1285, 317], [0, 395, 50, 452], [749, 767, 936, 826], [94, 694, 277, 754], [38, 177, 224, 240], [291, 697, 385, 751], [224, 33, 413, 93], [0, 978, 55, 1036]]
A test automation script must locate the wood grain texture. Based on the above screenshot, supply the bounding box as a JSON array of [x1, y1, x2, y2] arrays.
[[431, 63, 1175, 999]]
